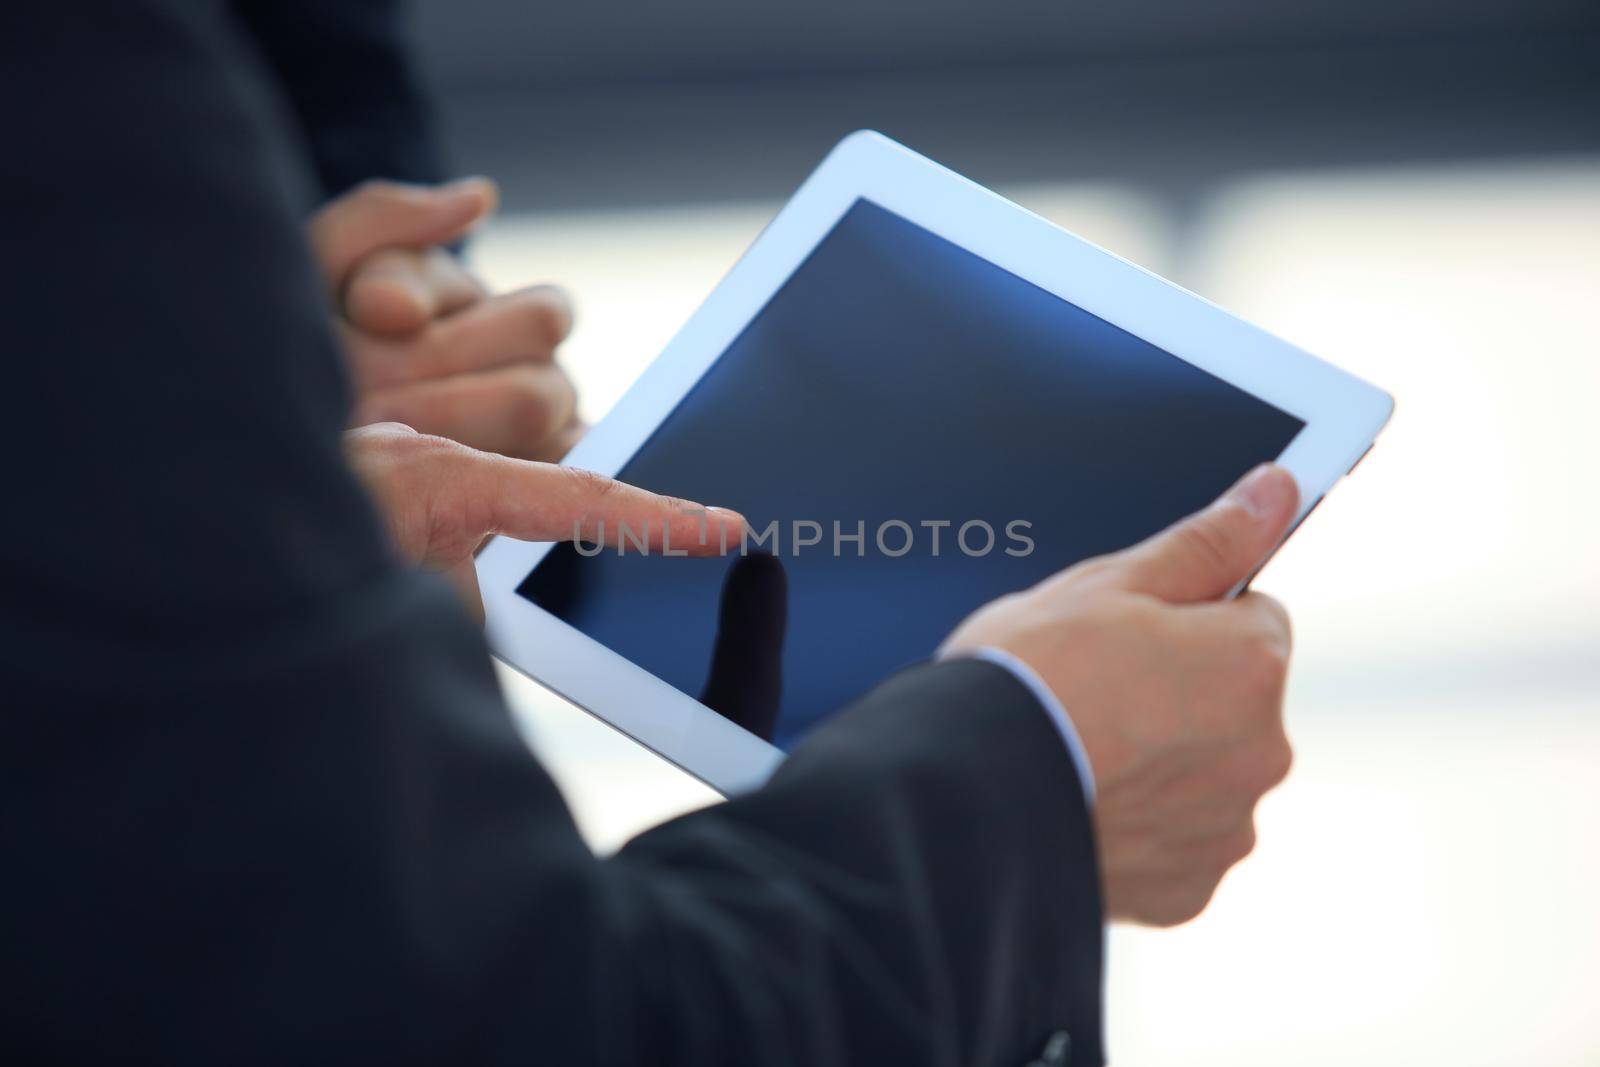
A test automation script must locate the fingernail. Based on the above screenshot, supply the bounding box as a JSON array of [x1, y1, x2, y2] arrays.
[[1226, 464, 1292, 520]]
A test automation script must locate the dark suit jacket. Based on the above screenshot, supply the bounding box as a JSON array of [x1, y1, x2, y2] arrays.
[[0, 2, 1105, 1063], [232, 0, 447, 196]]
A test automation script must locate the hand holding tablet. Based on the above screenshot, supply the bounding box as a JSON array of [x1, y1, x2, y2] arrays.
[[476, 131, 1393, 794], [942, 462, 1299, 925]]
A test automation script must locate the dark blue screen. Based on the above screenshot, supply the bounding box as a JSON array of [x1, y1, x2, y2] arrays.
[[519, 199, 1303, 749]]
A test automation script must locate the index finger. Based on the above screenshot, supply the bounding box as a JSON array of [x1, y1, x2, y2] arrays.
[[456, 453, 745, 556]]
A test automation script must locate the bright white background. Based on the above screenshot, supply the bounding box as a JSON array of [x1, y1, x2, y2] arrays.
[[470, 158, 1600, 1065]]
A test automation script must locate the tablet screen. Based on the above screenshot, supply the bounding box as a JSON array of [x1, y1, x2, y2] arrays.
[[519, 199, 1303, 749]]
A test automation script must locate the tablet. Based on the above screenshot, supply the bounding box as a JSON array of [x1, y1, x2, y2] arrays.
[[477, 131, 1393, 795]]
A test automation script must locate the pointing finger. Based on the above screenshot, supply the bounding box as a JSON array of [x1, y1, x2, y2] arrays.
[[451, 452, 744, 556]]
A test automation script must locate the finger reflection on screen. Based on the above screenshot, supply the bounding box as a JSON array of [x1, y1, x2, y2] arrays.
[[699, 552, 787, 742]]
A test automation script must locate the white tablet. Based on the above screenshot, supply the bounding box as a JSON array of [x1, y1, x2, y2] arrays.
[[477, 130, 1393, 795]]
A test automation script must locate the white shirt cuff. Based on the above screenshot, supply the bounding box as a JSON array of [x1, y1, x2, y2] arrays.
[[959, 646, 1096, 808]]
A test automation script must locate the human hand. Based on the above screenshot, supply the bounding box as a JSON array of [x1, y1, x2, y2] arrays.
[[311, 179, 586, 461], [344, 422, 743, 622], [941, 464, 1300, 926]]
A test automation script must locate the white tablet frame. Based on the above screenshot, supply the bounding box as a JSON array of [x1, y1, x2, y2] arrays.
[[477, 130, 1394, 796]]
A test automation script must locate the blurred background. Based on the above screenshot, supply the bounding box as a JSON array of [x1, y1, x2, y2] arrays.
[[411, 2, 1600, 1062]]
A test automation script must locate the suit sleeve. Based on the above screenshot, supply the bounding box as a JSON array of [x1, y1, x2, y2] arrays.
[[0, 4, 1103, 1065], [230, 0, 448, 195]]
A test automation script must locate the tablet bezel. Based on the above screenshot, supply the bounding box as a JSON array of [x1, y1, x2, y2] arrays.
[[476, 130, 1394, 796]]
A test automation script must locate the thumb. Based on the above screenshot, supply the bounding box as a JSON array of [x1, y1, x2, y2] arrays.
[[309, 177, 497, 294], [1114, 464, 1300, 603]]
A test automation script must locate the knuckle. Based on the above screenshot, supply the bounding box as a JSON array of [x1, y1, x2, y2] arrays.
[[1234, 730, 1291, 795], [369, 424, 466, 466], [509, 370, 558, 433], [1145, 884, 1214, 927], [566, 465, 619, 500], [411, 430, 469, 465], [1251, 594, 1294, 654], [1258, 636, 1291, 687], [1261, 732, 1294, 788], [501, 365, 574, 443], [354, 421, 427, 458], [454, 491, 499, 547], [512, 290, 554, 331], [356, 419, 418, 441], [1176, 520, 1238, 577], [509, 293, 568, 350], [1221, 821, 1258, 866], [1241, 626, 1291, 699], [525, 285, 574, 343], [1259, 592, 1292, 634]]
